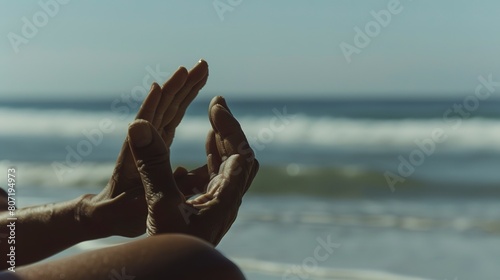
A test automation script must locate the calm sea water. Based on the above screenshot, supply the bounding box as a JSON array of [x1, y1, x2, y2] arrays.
[[2, 98, 500, 279]]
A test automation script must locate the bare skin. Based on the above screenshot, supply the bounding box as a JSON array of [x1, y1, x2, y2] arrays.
[[1, 60, 210, 267], [13, 234, 245, 280], [78, 59, 210, 239], [0, 98, 256, 279], [0, 61, 258, 279], [128, 96, 259, 245]]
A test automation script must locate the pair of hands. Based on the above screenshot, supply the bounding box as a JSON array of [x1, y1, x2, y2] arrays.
[[77, 60, 258, 245]]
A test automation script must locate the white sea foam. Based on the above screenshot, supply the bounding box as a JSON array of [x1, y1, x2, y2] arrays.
[[3, 107, 500, 152], [0, 107, 129, 138], [0, 160, 113, 188]]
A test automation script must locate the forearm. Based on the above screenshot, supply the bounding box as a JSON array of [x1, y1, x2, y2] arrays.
[[0, 195, 100, 269]]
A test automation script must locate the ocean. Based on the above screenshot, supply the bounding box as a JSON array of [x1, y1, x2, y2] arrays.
[[1, 97, 500, 279]]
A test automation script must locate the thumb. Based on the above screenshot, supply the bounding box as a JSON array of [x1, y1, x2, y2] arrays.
[[128, 120, 181, 200]]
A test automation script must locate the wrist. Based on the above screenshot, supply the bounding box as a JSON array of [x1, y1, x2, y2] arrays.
[[75, 194, 112, 240]]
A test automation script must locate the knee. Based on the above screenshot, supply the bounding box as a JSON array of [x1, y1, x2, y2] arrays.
[[145, 234, 245, 280], [14, 234, 245, 280]]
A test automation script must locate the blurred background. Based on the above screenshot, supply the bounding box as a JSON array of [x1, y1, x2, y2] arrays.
[[2, 1, 500, 279]]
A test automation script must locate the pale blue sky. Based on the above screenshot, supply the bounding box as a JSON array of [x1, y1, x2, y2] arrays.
[[1, 0, 499, 100]]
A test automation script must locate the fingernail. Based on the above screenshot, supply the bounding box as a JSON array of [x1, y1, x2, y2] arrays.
[[150, 83, 158, 91], [129, 121, 153, 148], [196, 59, 208, 68]]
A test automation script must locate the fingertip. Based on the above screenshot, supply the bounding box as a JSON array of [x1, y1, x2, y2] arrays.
[[209, 96, 219, 105], [195, 59, 208, 71], [218, 96, 231, 113], [209, 95, 228, 108], [174, 66, 189, 82], [211, 103, 229, 116], [177, 66, 188, 75], [129, 120, 153, 148], [210, 104, 239, 134], [162, 67, 188, 89], [208, 96, 221, 118], [150, 82, 160, 91], [173, 166, 189, 178], [136, 82, 163, 121], [129, 119, 152, 127], [190, 59, 208, 76]]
